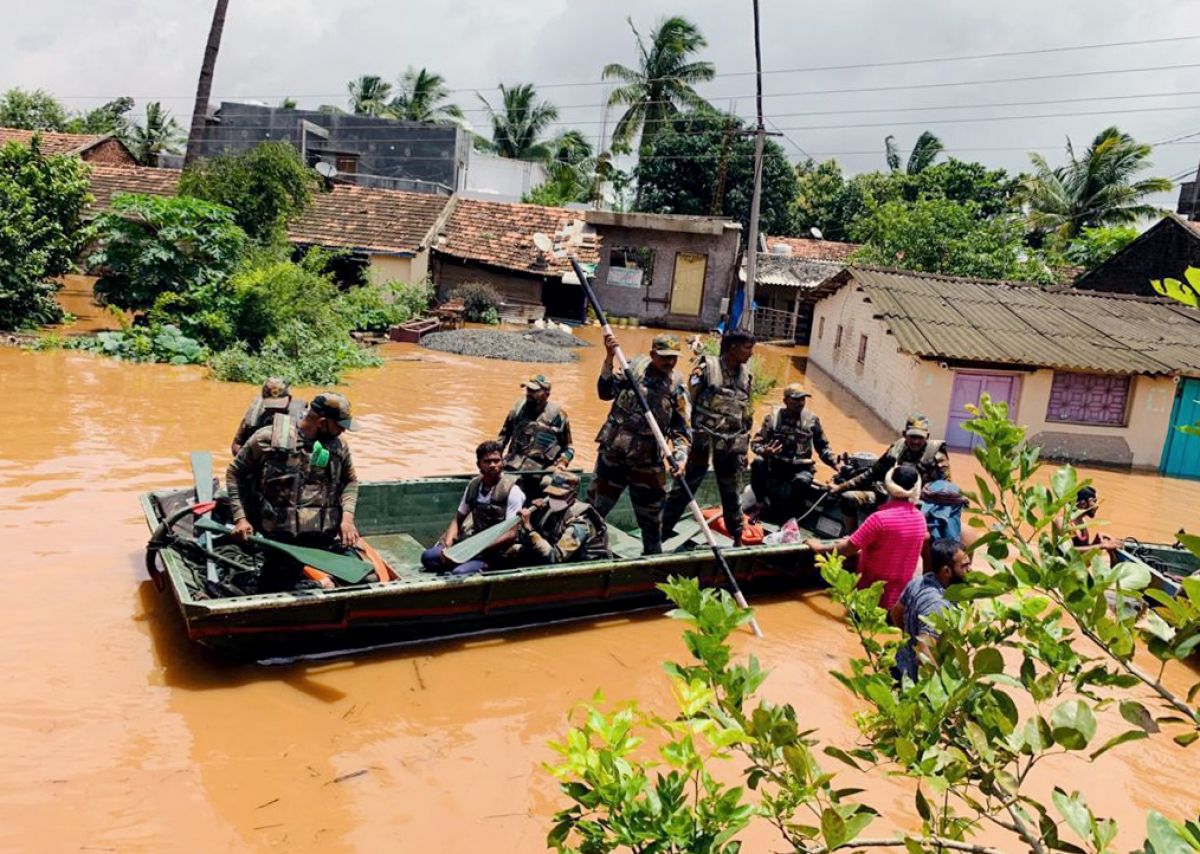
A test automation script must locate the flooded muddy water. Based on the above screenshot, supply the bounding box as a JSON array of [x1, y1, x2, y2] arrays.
[[1, 324, 1197, 851]]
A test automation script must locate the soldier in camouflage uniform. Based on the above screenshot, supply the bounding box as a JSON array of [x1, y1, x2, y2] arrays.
[[749, 383, 840, 518], [511, 471, 609, 565], [497, 373, 574, 499], [230, 377, 307, 456], [830, 414, 950, 532], [661, 330, 756, 545], [590, 332, 691, 555], [226, 392, 362, 592]]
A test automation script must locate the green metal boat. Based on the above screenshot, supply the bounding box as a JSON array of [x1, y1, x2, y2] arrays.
[[1120, 539, 1200, 598], [141, 472, 841, 660]]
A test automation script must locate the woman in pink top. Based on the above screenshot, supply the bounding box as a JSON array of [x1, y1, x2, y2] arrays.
[[806, 464, 930, 609]]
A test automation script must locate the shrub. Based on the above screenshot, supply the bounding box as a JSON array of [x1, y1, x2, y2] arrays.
[[209, 317, 381, 385], [0, 139, 92, 329], [449, 282, 503, 324], [69, 323, 206, 365], [334, 280, 432, 331]]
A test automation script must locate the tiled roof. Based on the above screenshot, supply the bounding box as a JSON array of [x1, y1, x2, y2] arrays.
[[437, 198, 600, 275], [0, 127, 111, 156], [765, 236, 860, 261], [291, 184, 451, 255], [822, 266, 1200, 377], [87, 164, 180, 210]]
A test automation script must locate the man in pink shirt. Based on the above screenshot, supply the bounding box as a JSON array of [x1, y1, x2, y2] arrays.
[[805, 464, 930, 609]]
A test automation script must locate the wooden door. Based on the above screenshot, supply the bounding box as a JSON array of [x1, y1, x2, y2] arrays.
[[669, 252, 707, 316], [946, 372, 1018, 449], [1162, 378, 1200, 480]]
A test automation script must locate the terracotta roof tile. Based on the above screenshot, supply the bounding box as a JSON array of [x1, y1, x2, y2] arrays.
[[437, 198, 600, 275], [765, 235, 860, 261], [291, 184, 451, 255], [87, 164, 180, 210], [0, 126, 113, 156]]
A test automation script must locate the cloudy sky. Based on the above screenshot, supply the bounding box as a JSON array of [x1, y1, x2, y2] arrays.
[[6, 0, 1200, 205]]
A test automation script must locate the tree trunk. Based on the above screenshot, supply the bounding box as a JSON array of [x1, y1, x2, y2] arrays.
[[183, 0, 230, 168]]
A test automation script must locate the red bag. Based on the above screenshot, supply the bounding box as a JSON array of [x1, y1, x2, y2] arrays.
[[700, 507, 764, 545]]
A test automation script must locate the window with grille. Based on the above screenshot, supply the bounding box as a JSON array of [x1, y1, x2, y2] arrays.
[[1046, 372, 1131, 426], [834, 324, 843, 348], [857, 334, 868, 364]]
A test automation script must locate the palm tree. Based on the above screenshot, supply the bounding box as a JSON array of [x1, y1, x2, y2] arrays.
[[476, 83, 559, 160], [884, 130, 944, 174], [127, 102, 185, 166], [347, 75, 393, 117], [603, 16, 715, 155], [184, 0, 230, 166], [389, 67, 463, 123], [1020, 126, 1172, 241]]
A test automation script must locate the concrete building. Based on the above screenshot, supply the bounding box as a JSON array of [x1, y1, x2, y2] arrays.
[[461, 152, 547, 202], [1073, 213, 1200, 300], [809, 266, 1200, 476], [740, 236, 860, 342], [0, 127, 137, 165]]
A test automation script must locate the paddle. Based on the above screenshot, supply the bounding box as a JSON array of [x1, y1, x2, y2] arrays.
[[190, 451, 218, 584], [444, 515, 523, 564], [568, 255, 764, 638], [194, 517, 374, 585]]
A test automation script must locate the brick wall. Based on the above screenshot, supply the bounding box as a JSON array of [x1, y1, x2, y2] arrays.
[[81, 138, 136, 166]]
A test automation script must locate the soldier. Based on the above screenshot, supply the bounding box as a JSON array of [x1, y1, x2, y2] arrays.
[[230, 377, 307, 456], [511, 471, 610, 565], [590, 332, 691, 555], [748, 383, 840, 519], [830, 414, 950, 532], [497, 373, 575, 499], [226, 392, 362, 592], [420, 440, 525, 575], [661, 330, 756, 545]]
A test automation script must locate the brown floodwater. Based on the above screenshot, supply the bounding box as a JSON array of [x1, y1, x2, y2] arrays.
[[1, 323, 1197, 851]]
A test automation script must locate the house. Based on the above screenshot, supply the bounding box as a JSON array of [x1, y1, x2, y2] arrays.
[[194, 102, 467, 194], [0, 127, 137, 165], [1073, 213, 1200, 299], [85, 164, 452, 284], [809, 266, 1200, 477], [740, 236, 860, 342]]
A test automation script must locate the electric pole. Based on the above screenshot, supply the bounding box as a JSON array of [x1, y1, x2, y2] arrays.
[[739, 0, 766, 332]]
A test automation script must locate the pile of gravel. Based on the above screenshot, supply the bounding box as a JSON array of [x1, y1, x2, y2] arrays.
[[420, 330, 579, 363], [522, 327, 590, 349]]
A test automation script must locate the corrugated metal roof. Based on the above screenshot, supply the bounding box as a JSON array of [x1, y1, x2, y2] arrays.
[[824, 266, 1200, 377]]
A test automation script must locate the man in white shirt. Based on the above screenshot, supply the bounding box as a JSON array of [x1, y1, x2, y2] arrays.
[[420, 440, 526, 575]]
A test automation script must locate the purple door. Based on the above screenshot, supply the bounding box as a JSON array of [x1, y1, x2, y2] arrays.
[[946, 373, 1018, 449]]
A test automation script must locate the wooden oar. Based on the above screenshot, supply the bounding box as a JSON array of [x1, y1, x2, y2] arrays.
[[569, 256, 764, 638], [190, 451, 218, 584], [195, 518, 374, 585], [444, 516, 522, 564]]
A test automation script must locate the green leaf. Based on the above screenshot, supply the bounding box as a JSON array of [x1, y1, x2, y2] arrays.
[[915, 788, 931, 822], [973, 647, 1004, 676], [823, 746, 862, 771], [1088, 729, 1148, 759], [1051, 700, 1097, 750], [1173, 731, 1200, 747], [1113, 558, 1152, 591], [1052, 788, 1093, 843], [1146, 809, 1200, 854], [1120, 700, 1160, 734], [1051, 466, 1078, 500], [820, 806, 847, 850], [1176, 531, 1200, 560]]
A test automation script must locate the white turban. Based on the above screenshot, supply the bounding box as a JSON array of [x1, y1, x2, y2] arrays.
[[884, 466, 922, 504]]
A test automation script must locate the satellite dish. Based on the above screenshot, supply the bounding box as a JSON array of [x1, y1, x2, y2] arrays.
[[810, 227, 824, 241], [532, 233, 554, 253], [315, 161, 338, 178]]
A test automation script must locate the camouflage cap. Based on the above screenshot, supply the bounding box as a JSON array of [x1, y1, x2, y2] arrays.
[[905, 414, 931, 438], [261, 376, 291, 399], [309, 392, 360, 431], [652, 333, 682, 356], [522, 374, 552, 391], [783, 383, 811, 400], [542, 470, 580, 498]]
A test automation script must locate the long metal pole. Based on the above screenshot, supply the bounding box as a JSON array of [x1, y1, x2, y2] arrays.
[[740, 0, 767, 333], [570, 258, 763, 638]]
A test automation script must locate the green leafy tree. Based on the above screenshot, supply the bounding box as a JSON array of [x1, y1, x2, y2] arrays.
[[279, 97, 298, 110], [389, 67, 463, 122], [66, 97, 135, 135], [0, 140, 92, 329], [476, 83, 559, 160], [125, 101, 184, 166], [885, 130, 944, 174], [347, 74, 394, 116], [603, 15, 715, 156], [0, 88, 69, 131], [792, 163, 904, 242], [851, 197, 1053, 283], [1063, 225, 1138, 272], [1020, 126, 1171, 242], [903, 158, 1017, 218], [179, 141, 318, 243], [524, 129, 605, 206], [635, 109, 798, 235]]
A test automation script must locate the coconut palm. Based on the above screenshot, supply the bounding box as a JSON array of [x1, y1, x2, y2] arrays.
[[884, 130, 944, 174], [126, 102, 185, 166], [476, 83, 559, 161], [184, 0, 229, 166], [1020, 126, 1172, 241], [602, 15, 715, 155], [389, 67, 463, 123], [347, 75, 394, 117]]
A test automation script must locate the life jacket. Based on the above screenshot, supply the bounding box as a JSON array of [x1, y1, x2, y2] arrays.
[[532, 500, 610, 562], [700, 506, 765, 545], [595, 357, 684, 466], [692, 355, 752, 440], [463, 473, 518, 533], [770, 407, 820, 466], [887, 437, 949, 484], [257, 413, 347, 538], [504, 399, 567, 470], [241, 395, 305, 437]]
